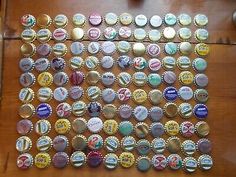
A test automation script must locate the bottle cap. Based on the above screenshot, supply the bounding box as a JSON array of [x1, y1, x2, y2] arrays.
[[86, 86, 101, 101], [133, 105, 148, 121], [34, 152, 51, 168], [148, 29, 161, 42], [135, 14, 148, 27], [102, 88, 116, 103], [163, 86, 178, 101], [36, 136, 52, 152], [178, 103, 193, 118], [87, 134, 103, 150], [35, 120, 51, 135], [177, 56, 191, 70], [72, 118, 87, 134], [118, 26, 132, 39], [102, 104, 117, 119], [20, 43, 36, 57], [132, 72, 147, 86], [52, 152, 69, 168], [87, 117, 103, 133], [180, 121, 195, 138], [183, 157, 198, 173], [133, 57, 147, 70], [118, 104, 133, 119], [164, 42, 177, 55], [121, 136, 136, 151], [132, 89, 147, 104], [69, 86, 84, 100], [132, 42, 146, 56], [136, 156, 151, 172], [16, 119, 33, 135], [100, 56, 114, 69], [72, 101, 86, 116], [36, 43, 52, 57], [70, 42, 84, 56], [149, 106, 163, 122], [163, 27, 176, 40], [193, 104, 208, 119], [56, 102, 71, 118], [178, 86, 193, 101], [135, 122, 149, 138], [195, 28, 209, 42], [104, 153, 119, 170], [71, 135, 87, 150], [134, 28, 147, 41], [19, 72, 35, 87], [181, 140, 196, 156], [37, 14, 52, 28], [117, 41, 131, 54], [87, 27, 101, 41], [103, 27, 117, 41], [148, 89, 162, 105], [194, 89, 208, 103], [148, 58, 161, 72], [34, 58, 50, 72], [162, 71, 176, 85], [178, 13, 192, 26], [119, 121, 134, 136], [72, 13, 86, 26], [196, 138, 212, 154], [70, 151, 86, 167], [87, 151, 103, 167], [162, 56, 176, 70], [89, 12, 102, 26], [17, 153, 33, 169], [150, 122, 165, 137], [164, 120, 179, 136], [53, 28, 68, 42], [166, 136, 181, 153], [151, 138, 166, 154], [36, 103, 52, 119], [164, 13, 177, 26], [194, 73, 208, 88], [195, 43, 210, 57], [36, 29, 51, 43], [167, 154, 182, 170], [194, 14, 208, 27], [87, 101, 102, 117], [52, 135, 69, 152], [87, 42, 100, 55], [179, 42, 192, 55], [69, 71, 84, 85], [179, 71, 194, 85], [117, 55, 132, 69], [104, 12, 118, 26], [16, 136, 32, 153], [198, 154, 213, 170], [53, 72, 68, 86], [21, 14, 36, 28], [52, 43, 67, 57], [36, 87, 53, 102], [136, 139, 151, 155], [19, 57, 34, 72], [152, 154, 167, 170], [101, 41, 116, 55], [150, 15, 162, 28], [104, 136, 120, 152], [101, 72, 116, 86], [117, 88, 131, 102], [195, 121, 210, 137], [103, 120, 118, 135], [178, 27, 192, 41], [119, 152, 135, 168], [53, 87, 68, 102], [119, 13, 133, 25], [53, 14, 68, 28], [192, 57, 207, 72], [21, 29, 36, 42], [54, 118, 71, 134], [147, 73, 162, 88], [37, 72, 53, 87], [71, 28, 84, 40], [85, 56, 99, 70]]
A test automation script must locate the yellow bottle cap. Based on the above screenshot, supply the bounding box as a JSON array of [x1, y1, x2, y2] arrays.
[[119, 152, 135, 168], [34, 152, 51, 168], [103, 120, 118, 135], [119, 13, 133, 25], [102, 104, 117, 119], [163, 102, 178, 118], [54, 119, 71, 134], [195, 43, 210, 57], [132, 43, 146, 56], [37, 14, 52, 28], [71, 28, 84, 41], [86, 71, 100, 85], [37, 72, 53, 87], [179, 71, 194, 85], [20, 43, 36, 57], [133, 89, 147, 104], [165, 120, 180, 136]]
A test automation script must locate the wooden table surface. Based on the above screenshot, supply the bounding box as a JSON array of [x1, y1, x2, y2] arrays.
[[1, 0, 236, 177]]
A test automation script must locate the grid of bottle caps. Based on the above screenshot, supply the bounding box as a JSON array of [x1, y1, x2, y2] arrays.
[[17, 12, 212, 172]]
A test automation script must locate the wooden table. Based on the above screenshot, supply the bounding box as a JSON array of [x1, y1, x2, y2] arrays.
[[1, 0, 236, 177]]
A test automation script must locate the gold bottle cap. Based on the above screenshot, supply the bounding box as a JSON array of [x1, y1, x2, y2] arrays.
[[19, 104, 35, 119], [179, 71, 194, 85], [34, 152, 51, 168], [20, 43, 36, 57], [195, 43, 210, 57], [132, 42, 146, 56], [165, 120, 179, 136], [103, 119, 118, 135], [195, 121, 210, 137], [119, 152, 135, 168], [86, 71, 100, 85], [71, 135, 87, 151], [72, 118, 87, 134], [166, 136, 181, 153], [163, 102, 178, 118], [102, 104, 117, 119], [135, 122, 149, 138], [132, 89, 147, 104], [37, 14, 52, 28], [54, 119, 71, 134], [148, 89, 162, 105]]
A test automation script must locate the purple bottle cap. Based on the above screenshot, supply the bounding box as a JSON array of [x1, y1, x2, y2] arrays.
[[194, 74, 208, 88], [162, 71, 176, 85], [193, 104, 208, 119], [51, 57, 66, 71], [87, 102, 102, 117], [87, 27, 101, 41], [36, 103, 52, 119], [163, 86, 178, 101], [118, 104, 132, 119], [16, 119, 33, 135], [146, 44, 161, 57], [52, 135, 68, 152], [69, 71, 84, 85], [150, 122, 165, 137], [197, 138, 212, 154], [52, 152, 69, 168], [37, 43, 51, 57], [149, 106, 163, 122], [89, 13, 102, 26], [87, 151, 103, 167], [68, 86, 84, 100]]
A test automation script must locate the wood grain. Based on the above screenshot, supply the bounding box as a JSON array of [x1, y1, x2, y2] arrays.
[[1, 0, 236, 177]]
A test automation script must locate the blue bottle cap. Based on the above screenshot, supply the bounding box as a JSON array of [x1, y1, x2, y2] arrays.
[[163, 86, 178, 101], [36, 103, 52, 119], [193, 104, 208, 119]]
